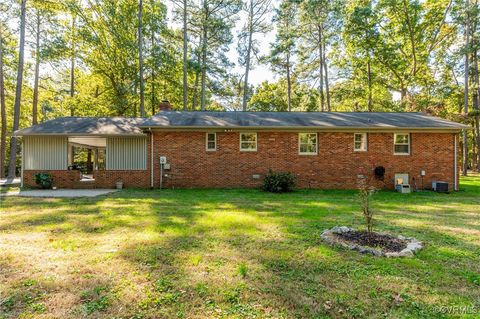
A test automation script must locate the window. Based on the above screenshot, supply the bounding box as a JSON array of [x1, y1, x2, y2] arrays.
[[354, 133, 367, 151], [299, 133, 318, 155], [394, 133, 410, 155], [206, 133, 216, 151], [240, 133, 257, 151]]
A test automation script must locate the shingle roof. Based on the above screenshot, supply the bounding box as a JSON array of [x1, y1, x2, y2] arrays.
[[14, 117, 145, 136], [141, 111, 468, 130], [14, 112, 468, 136]]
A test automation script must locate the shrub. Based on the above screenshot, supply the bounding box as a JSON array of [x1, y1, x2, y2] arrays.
[[263, 170, 296, 193], [34, 172, 53, 189]]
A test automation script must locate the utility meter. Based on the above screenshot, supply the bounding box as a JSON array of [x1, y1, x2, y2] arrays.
[[160, 156, 167, 164]]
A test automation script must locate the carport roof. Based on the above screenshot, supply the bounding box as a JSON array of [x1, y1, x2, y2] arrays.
[[14, 117, 145, 136]]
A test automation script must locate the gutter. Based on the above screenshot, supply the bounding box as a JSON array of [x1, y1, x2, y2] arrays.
[[139, 126, 467, 133], [150, 128, 154, 188], [454, 133, 458, 191]]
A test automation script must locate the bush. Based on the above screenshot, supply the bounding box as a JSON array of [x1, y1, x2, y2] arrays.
[[262, 170, 296, 193], [34, 172, 53, 189]]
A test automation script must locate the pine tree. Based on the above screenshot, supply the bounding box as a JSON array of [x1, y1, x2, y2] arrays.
[[237, 0, 271, 111], [268, 0, 298, 111], [8, 0, 27, 179]]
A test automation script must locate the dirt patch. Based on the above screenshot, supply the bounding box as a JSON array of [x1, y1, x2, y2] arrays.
[[334, 230, 408, 253]]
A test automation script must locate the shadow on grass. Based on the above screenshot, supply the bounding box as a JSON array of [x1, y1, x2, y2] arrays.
[[1, 176, 479, 318]]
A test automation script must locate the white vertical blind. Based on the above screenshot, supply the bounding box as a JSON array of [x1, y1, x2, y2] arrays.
[[106, 137, 147, 170], [24, 136, 68, 170]]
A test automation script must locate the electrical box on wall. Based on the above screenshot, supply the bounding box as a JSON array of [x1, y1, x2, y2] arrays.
[[160, 156, 167, 164], [164, 163, 171, 170]]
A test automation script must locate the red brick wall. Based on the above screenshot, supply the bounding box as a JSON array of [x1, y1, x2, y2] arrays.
[[152, 131, 458, 190], [23, 131, 459, 190], [93, 170, 149, 188]]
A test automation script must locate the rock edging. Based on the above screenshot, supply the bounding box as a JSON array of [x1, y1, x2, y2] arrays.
[[320, 226, 423, 257]]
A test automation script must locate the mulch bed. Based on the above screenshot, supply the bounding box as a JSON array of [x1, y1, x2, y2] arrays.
[[334, 230, 408, 253]]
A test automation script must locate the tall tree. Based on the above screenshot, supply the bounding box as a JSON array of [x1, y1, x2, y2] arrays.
[[70, 14, 76, 115], [197, 0, 241, 110], [463, 0, 470, 176], [343, 2, 380, 111], [31, 10, 41, 125], [269, 0, 298, 111], [138, 0, 145, 117], [237, 0, 271, 111], [8, 0, 27, 179], [182, 0, 187, 110], [0, 23, 6, 178], [297, 0, 339, 111], [171, 0, 191, 110]]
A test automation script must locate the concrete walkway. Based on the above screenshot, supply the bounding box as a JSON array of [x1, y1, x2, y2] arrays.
[[1, 189, 118, 198], [0, 178, 21, 186]]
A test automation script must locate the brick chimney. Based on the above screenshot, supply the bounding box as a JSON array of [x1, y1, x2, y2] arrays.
[[158, 100, 173, 111]]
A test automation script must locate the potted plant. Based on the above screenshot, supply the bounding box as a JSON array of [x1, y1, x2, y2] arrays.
[[116, 180, 123, 189], [34, 172, 53, 189]]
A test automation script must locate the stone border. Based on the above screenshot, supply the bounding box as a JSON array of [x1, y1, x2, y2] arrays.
[[321, 226, 423, 257]]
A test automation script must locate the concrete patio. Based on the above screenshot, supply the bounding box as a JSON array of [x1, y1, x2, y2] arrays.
[[0, 189, 118, 198]]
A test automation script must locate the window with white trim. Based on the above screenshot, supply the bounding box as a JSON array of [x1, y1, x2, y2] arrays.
[[394, 133, 410, 155], [354, 133, 367, 151], [240, 133, 257, 151], [298, 133, 318, 155], [206, 133, 216, 151]]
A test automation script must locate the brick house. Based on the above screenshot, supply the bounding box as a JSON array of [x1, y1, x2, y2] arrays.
[[15, 110, 467, 191]]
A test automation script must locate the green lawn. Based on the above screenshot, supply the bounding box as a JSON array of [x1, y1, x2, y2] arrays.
[[1, 176, 479, 319]]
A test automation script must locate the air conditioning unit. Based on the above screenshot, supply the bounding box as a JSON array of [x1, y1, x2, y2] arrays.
[[394, 173, 411, 193], [432, 181, 449, 193], [397, 184, 411, 193]]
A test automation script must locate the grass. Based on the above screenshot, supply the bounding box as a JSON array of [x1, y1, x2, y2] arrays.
[[0, 175, 479, 318]]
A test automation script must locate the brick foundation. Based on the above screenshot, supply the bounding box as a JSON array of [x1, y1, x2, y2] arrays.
[[23, 170, 81, 188], [23, 170, 149, 189]]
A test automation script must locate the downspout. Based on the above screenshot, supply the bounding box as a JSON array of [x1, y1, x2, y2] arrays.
[[150, 128, 154, 188], [20, 137, 24, 188], [454, 133, 457, 191]]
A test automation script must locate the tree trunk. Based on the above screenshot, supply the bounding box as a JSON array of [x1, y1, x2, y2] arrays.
[[151, 29, 155, 115], [463, 0, 470, 176], [133, 82, 138, 117], [200, 6, 208, 111], [0, 27, 7, 178], [70, 15, 76, 116], [367, 58, 372, 112], [32, 11, 41, 125], [192, 70, 199, 110], [138, 0, 145, 117], [7, 0, 27, 179], [400, 86, 407, 101], [474, 48, 480, 171], [242, 0, 254, 112], [322, 39, 330, 112], [182, 0, 188, 111], [318, 25, 324, 112], [286, 52, 291, 112]]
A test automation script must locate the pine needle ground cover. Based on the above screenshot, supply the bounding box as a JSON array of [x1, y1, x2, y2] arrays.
[[1, 175, 479, 318]]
